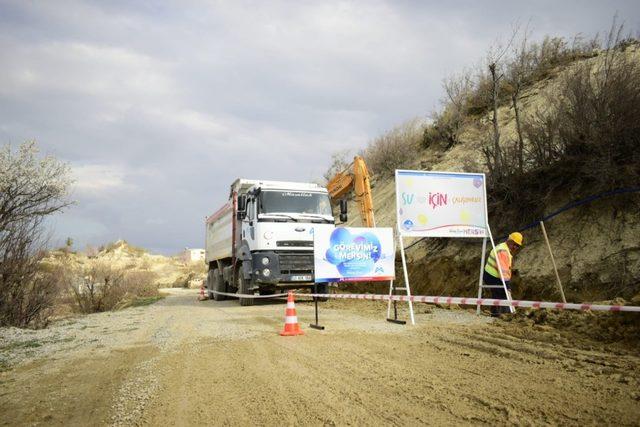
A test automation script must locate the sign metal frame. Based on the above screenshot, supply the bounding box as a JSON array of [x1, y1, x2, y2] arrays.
[[393, 169, 514, 321]]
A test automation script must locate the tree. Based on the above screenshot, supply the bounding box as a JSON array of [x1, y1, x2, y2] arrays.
[[506, 24, 533, 174], [0, 141, 73, 327], [483, 27, 519, 182]]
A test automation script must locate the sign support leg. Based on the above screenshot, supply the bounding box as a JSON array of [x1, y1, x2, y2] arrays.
[[477, 235, 488, 315], [386, 279, 394, 319], [386, 279, 407, 325], [309, 281, 325, 330], [398, 234, 416, 325], [486, 225, 515, 314]]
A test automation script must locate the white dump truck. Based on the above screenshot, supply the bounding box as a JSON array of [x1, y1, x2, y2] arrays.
[[205, 179, 345, 305]]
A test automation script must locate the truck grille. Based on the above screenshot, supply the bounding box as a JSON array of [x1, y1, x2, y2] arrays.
[[276, 240, 313, 248], [279, 253, 314, 274]]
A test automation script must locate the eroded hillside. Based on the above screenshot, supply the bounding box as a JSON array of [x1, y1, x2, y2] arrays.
[[344, 44, 640, 304]]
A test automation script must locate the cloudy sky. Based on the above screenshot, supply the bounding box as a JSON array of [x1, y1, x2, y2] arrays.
[[1, 1, 638, 254]]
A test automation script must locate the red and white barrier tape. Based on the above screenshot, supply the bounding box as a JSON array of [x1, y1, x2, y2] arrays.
[[207, 289, 640, 313], [293, 293, 640, 313], [210, 290, 289, 299]]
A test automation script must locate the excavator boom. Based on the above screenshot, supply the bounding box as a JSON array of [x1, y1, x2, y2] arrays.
[[326, 156, 375, 227]]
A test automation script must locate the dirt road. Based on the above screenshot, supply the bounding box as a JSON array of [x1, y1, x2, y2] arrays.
[[1, 289, 639, 426]]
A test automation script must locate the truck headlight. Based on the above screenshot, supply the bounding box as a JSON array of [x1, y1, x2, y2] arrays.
[[262, 268, 271, 277], [261, 257, 270, 266]]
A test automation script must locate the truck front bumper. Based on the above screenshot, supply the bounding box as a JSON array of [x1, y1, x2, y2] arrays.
[[251, 251, 314, 284]]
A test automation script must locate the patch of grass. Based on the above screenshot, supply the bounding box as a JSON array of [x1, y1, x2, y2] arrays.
[[0, 339, 43, 352], [0, 359, 10, 372], [129, 295, 165, 307], [120, 294, 166, 308]]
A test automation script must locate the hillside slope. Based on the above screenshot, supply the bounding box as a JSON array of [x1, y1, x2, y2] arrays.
[[345, 46, 640, 303]]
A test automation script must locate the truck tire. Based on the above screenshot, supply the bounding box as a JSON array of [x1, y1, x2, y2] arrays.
[[315, 282, 329, 302], [213, 268, 226, 301], [206, 269, 216, 299], [237, 268, 254, 306]]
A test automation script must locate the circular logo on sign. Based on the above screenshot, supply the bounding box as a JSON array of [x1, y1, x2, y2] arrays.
[[402, 219, 414, 231]]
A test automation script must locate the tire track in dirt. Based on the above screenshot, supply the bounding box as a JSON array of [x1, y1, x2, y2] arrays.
[[3, 290, 639, 426]]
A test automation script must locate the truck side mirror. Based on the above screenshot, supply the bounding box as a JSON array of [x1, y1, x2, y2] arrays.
[[339, 199, 348, 223], [237, 195, 247, 220]]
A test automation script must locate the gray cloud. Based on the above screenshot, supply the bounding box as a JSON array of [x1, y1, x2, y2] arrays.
[[1, 0, 638, 253]]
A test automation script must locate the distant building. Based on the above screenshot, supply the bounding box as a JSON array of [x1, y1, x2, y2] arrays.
[[182, 247, 205, 263]]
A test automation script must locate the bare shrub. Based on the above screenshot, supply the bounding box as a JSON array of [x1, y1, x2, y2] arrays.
[[447, 29, 600, 121], [555, 45, 640, 190], [425, 107, 465, 149], [67, 261, 127, 313], [171, 262, 206, 288], [322, 149, 352, 184], [487, 22, 640, 227], [522, 101, 564, 168], [0, 223, 60, 328], [522, 29, 640, 191], [424, 71, 473, 149], [363, 118, 425, 177], [64, 260, 161, 313], [123, 270, 159, 297]]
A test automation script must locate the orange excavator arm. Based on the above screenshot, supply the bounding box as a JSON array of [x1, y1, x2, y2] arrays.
[[326, 155, 375, 227]]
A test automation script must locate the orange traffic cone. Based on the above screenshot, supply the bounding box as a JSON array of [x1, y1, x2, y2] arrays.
[[280, 291, 304, 336], [198, 284, 208, 301]]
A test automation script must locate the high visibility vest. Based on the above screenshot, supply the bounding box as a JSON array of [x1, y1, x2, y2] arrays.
[[484, 242, 513, 280]]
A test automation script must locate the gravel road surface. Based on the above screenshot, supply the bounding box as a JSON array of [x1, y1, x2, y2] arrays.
[[1, 288, 639, 426]]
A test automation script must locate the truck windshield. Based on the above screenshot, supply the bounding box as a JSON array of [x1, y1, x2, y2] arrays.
[[259, 191, 332, 217]]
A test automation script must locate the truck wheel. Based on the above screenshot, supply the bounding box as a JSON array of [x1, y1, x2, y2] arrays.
[[213, 268, 226, 301], [315, 282, 329, 302], [206, 269, 216, 299], [238, 271, 254, 306]]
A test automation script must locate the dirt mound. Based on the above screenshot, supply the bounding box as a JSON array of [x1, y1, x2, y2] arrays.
[[46, 240, 206, 290], [498, 298, 640, 351]]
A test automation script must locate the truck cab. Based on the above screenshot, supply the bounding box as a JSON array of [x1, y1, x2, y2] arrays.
[[205, 179, 338, 305]]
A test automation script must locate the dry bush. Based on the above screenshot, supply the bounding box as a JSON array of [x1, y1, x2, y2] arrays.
[[66, 261, 127, 313], [122, 270, 159, 297], [521, 105, 563, 168], [486, 27, 640, 227], [446, 32, 600, 121], [62, 259, 160, 313], [423, 72, 473, 149], [522, 34, 640, 190], [363, 118, 425, 177], [322, 149, 353, 184], [171, 262, 206, 288], [424, 107, 465, 150], [0, 231, 61, 328], [553, 43, 640, 191]]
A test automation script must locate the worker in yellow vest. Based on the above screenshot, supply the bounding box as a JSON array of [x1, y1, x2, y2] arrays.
[[483, 232, 523, 316]]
